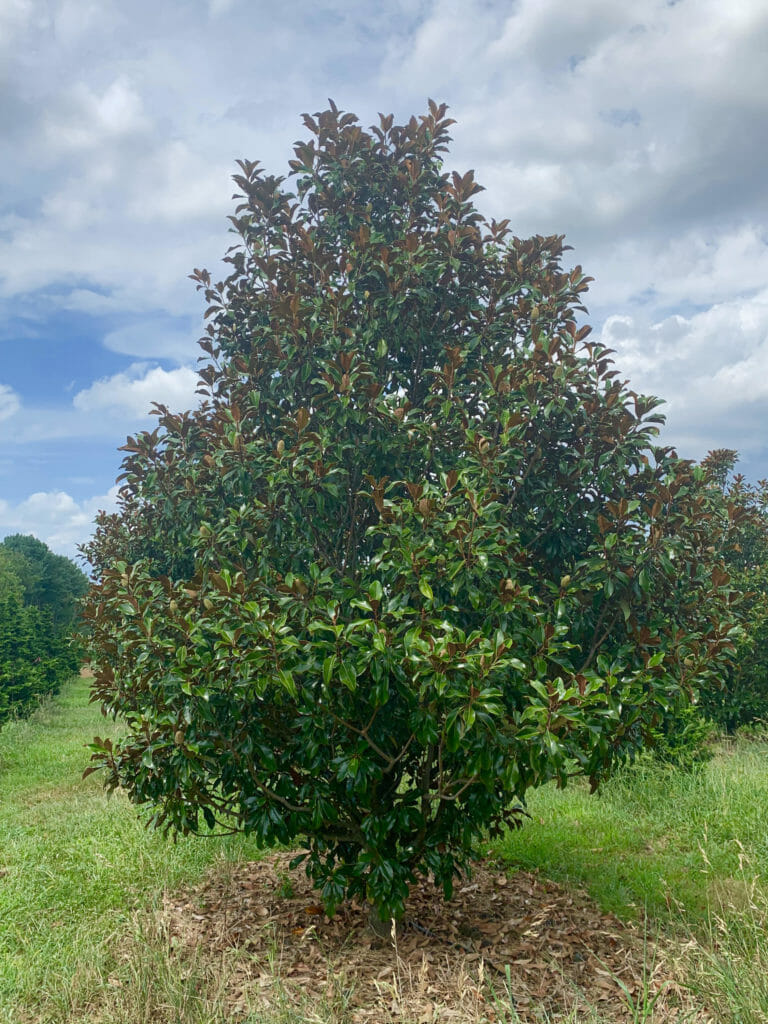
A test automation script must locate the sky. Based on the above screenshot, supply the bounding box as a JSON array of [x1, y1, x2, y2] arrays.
[[1, 0, 766, 561]]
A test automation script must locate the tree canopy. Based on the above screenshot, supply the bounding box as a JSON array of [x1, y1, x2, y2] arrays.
[[84, 102, 737, 920]]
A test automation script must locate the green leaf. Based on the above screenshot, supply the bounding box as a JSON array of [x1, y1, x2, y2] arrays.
[[339, 662, 357, 692], [277, 669, 297, 698]]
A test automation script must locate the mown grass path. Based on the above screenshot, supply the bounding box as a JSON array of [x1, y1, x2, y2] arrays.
[[0, 675, 260, 1023]]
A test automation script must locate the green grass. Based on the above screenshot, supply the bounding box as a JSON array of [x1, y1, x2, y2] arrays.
[[493, 744, 768, 1023], [4, 679, 768, 1022], [0, 676, 264, 1023], [494, 743, 768, 926]]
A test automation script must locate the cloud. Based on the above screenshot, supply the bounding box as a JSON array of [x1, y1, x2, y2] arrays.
[[604, 288, 768, 458], [208, 0, 238, 16], [0, 0, 766, 490], [0, 0, 42, 56], [0, 364, 199, 446], [0, 485, 119, 561], [0, 384, 21, 422], [73, 363, 200, 418], [43, 76, 148, 152], [585, 225, 768, 314], [59, 288, 128, 315], [381, 0, 768, 241], [102, 319, 201, 363]]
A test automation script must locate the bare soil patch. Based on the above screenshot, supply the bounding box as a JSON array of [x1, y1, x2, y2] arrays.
[[162, 852, 706, 1022]]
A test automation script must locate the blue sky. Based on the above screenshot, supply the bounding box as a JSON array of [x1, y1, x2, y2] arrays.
[[1, 0, 767, 559]]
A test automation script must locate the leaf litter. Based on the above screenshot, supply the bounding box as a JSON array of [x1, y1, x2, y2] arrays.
[[162, 851, 708, 1022]]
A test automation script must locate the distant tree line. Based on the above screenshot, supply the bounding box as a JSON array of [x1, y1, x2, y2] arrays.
[[644, 448, 768, 768], [0, 534, 88, 726], [697, 450, 768, 732]]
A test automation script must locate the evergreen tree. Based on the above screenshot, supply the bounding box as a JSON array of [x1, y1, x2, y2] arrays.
[[84, 103, 736, 920]]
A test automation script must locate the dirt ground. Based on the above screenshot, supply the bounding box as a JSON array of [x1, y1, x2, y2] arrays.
[[162, 851, 707, 1022]]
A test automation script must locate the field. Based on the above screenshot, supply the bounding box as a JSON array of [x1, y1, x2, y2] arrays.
[[1, 675, 767, 1023]]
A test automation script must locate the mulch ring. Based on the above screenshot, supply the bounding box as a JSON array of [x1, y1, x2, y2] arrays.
[[162, 851, 706, 1023]]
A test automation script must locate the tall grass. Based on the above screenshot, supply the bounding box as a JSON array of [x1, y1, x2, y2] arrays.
[[495, 744, 768, 922]]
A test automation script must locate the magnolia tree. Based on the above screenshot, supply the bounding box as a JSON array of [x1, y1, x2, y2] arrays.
[[696, 449, 768, 731], [83, 102, 736, 920]]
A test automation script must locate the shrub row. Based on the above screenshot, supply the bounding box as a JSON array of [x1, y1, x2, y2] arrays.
[[0, 534, 87, 725]]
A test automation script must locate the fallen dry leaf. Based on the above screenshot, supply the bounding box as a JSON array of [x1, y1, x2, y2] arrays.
[[159, 851, 709, 1024]]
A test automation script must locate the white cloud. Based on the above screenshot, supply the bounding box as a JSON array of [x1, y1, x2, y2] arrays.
[[122, 140, 232, 224], [102, 320, 201, 363], [586, 225, 768, 313], [604, 288, 768, 458], [52, 0, 110, 45], [208, 0, 237, 16], [0, 485, 119, 561], [73, 363, 200, 418], [43, 76, 148, 152], [382, 0, 768, 242], [0, 364, 198, 446], [0, 384, 21, 422], [59, 288, 126, 315], [0, 0, 44, 55]]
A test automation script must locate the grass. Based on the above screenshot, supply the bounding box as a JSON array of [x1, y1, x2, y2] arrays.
[[3, 678, 768, 1022], [494, 743, 768, 925], [493, 743, 768, 1022], [0, 676, 265, 1023]]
